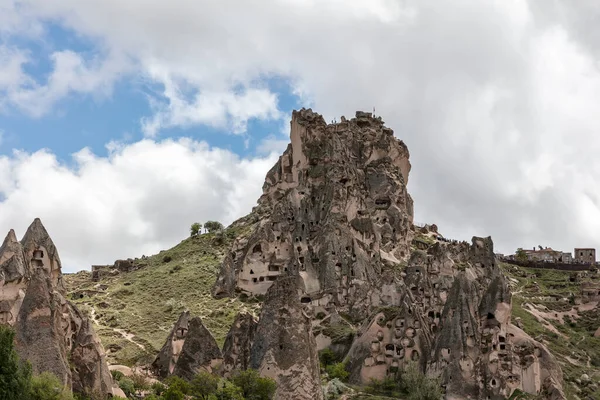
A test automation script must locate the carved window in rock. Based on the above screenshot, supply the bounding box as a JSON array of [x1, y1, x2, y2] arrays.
[[177, 327, 188, 339], [33, 250, 44, 259]]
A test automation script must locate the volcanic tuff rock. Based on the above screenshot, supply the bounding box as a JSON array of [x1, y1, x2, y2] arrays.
[[221, 312, 257, 377], [0, 219, 115, 397], [152, 311, 223, 381], [213, 109, 567, 399], [249, 277, 323, 400]]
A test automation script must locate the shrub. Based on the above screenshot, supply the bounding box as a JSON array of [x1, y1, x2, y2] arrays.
[[231, 369, 277, 400], [365, 376, 402, 397], [399, 362, 443, 400], [130, 373, 150, 395], [190, 222, 202, 237], [118, 377, 135, 397], [110, 370, 125, 382], [204, 221, 224, 233], [151, 381, 166, 395], [164, 376, 191, 395], [30, 372, 74, 400], [319, 348, 338, 367], [163, 255, 173, 263], [215, 382, 244, 400], [325, 362, 349, 381], [190, 371, 219, 400]]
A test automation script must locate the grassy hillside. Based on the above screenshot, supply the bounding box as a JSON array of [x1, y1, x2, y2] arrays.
[[499, 262, 600, 400], [64, 223, 600, 399], [64, 221, 261, 367]]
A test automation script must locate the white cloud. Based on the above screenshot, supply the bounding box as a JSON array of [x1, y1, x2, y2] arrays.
[[0, 140, 278, 271], [1, 0, 600, 257], [141, 87, 282, 137]]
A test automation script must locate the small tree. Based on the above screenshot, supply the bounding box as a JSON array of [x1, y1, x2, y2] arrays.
[[190, 222, 202, 237], [0, 325, 32, 399], [515, 248, 528, 263], [215, 382, 244, 400], [399, 362, 443, 400], [231, 369, 276, 400], [190, 371, 219, 400], [204, 221, 224, 233]]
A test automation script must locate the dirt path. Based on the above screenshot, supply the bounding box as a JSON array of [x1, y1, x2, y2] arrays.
[[89, 305, 146, 351]]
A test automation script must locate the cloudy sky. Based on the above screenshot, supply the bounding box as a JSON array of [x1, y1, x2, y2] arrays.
[[1, 0, 600, 271]]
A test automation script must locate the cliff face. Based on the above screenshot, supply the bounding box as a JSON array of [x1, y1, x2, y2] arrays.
[[0, 219, 115, 397], [213, 109, 566, 399], [214, 109, 414, 320]]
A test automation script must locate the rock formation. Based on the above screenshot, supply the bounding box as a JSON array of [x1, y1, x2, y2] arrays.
[[152, 311, 223, 381], [249, 277, 323, 400], [213, 109, 566, 399], [0, 219, 115, 397], [222, 312, 257, 377]]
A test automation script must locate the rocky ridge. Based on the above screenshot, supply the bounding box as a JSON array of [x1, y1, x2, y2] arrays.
[[210, 109, 567, 399], [0, 219, 116, 397]]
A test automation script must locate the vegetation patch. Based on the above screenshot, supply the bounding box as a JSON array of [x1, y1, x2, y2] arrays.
[[65, 222, 260, 367]]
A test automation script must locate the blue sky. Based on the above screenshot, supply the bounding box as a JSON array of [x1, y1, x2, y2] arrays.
[[2, 0, 600, 272], [0, 22, 302, 161]]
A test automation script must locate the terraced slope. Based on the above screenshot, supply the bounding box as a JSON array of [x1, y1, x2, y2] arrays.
[[500, 262, 600, 400], [64, 220, 261, 367]]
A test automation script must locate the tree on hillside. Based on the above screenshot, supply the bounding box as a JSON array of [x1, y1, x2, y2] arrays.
[[399, 362, 442, 400], [515, 248, 528, 263], [190, 371, 219, 400], [231, 369, 276, 400], [0, 325, 32, 399], [204, 221, 224, 233], [190, 222, 202, 237]]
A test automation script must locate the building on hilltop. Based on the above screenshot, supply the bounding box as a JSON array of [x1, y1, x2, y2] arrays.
[[560, 252, 573, 263], [523, 247, 561, 262], [574, 248, 596, 264]]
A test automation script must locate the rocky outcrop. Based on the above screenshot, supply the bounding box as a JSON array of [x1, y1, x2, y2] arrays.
[[152, 311, 223, 381], [213, 109, 414, 322], [250, 277, 323, 400], [0, 218, 115, 397], [213, 109, 566, 399], [222, 312, 257, 377]]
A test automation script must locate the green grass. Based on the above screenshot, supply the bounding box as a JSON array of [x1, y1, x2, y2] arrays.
[[500, 262, 600, 399], [65, 223, 260, 367]]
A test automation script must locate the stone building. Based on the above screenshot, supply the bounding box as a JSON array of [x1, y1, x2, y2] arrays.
[[574, 248, 596, 264], [523, 247, 560, 262], [560, 252, 573, 263]]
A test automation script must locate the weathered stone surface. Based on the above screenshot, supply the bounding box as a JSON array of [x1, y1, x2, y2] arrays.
[[15, 270, 72, 385], [222, 312, 257, 377], [213, 108, 414, 323], [214, 109, 566, 399], [250, 277, 323, 400], [0, 218, 115, 397], [153, 311, 223, 381], [69, 306, 114, 395], [153, 311, 191, 378]]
